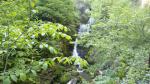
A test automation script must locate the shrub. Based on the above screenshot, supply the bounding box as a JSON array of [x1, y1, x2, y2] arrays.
[[80, 0, 150, 83]]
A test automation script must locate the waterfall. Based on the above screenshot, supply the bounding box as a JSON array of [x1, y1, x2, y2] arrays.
[[71, 23, 95, 84], [72, 23, 91, 67], [72, 22, 92, 61], [78, 24, 90, 36], [72, 39, 78, 57], [73, 23, 95, 69], [68, 0, 95, 83], [88, 17, 95, 25], [72, 19, 94, 58], [72, 0, 95, 66]]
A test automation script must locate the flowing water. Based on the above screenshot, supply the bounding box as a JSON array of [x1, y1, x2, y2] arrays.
[[67, 0, 95, 84], [72, 19, 94, 66], [72, 0, 96, 67], [73, 39, 79, 57], [72, 23, 91, 67]]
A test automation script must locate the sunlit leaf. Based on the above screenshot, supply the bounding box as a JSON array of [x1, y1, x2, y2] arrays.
[[66, 36, 71, 40], [20, 73, 27, 81], [31, 70, 37, 76], [10, 74, 17, 82], [39, 44, 43, 49], [0, 50, 3, 54], [42, 63, 48, 70], [49, 46, 55, 54]]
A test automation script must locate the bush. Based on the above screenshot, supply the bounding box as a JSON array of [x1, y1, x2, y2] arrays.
[[33, 0, 79, 31], [80, 0, 150, 83], [0, 0, 87, 83]]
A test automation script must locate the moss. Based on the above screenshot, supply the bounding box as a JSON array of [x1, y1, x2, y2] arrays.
[[85, 48, 97, 65], [71, 70, 79, 76], [60, 72, 72, 84]]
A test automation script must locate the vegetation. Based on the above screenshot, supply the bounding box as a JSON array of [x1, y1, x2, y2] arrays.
[[80, 0, 150, 83], [0, 0, 150, 84], [32, 0, 79, 34], [0, 0, 87, 84]]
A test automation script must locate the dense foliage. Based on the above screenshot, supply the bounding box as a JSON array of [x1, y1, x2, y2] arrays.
[[0, 0, 87, 84], [80, 0, 150, 83], [32, 0, 80, 56], [0, 0, 150, 84], [32, 0, 79, 34]]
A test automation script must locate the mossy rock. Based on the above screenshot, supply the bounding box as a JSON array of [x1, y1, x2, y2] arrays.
[[60, 72, 72, 84], [80, 14, 90, 23], [86, 57, 96, 65], [71, 70, 79, 76]]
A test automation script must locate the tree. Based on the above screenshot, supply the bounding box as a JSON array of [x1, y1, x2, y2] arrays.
[[80, 0, 150, 83], [0, 0, 87, 83], [32, 0, 79, 28]]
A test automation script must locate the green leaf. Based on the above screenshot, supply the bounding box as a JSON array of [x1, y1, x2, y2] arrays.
[[15, 70, 20, 76], [0, 76, 3, 80], [49, 47, 55, 53], [63, 58, 70, 64], [66, 36, 71, 40], [57, 57, 62, 63], [63, 27, 68, 32], [10, 74, 17, 82], [59, 57, 65, 63], [20, 73, 27, 81], [39, 44, 43, 49], [31, 1, 35, 7], [0, 50, 3, 54], [18, 51, 24, 57], [3, 77, 11, 84], [61, 34, 66, 38], [31, 70, 37, 76], [49, 61, 55, 66], [42, 63, 48, 70]]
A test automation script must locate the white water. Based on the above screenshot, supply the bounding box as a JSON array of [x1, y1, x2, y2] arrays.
[[68, 1, 95, 83], [72, 39, 78, 57], [72, 18, 95, 69], [72, 24, 90, 57], [88, 17, 95, 25], [78, 24, 90, 36], [72, 17, 95, 57]]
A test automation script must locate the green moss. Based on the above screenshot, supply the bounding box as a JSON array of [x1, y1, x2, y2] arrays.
[[60, 72, 72, 84]]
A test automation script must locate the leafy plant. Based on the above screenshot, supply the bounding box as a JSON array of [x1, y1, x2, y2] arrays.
[[0, 0, 87, 84], [81, 0, 150, 83], [32, 0, 79, 34]]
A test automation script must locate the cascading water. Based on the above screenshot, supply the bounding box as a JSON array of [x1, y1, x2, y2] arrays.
[[70, 21, 94, 84], [72, 23, 90, 57], [72, 0, 96, 68], [88, 17, 95, 25], [72, 18, 94, 66], [72, 39, 78, 57], [78, 24, 90, 35], [72, 23, 91, 68], [67, 0, 95, 84]]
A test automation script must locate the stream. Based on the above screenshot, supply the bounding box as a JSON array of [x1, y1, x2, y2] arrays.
[[67, 0, 95, 84], [72, 0, 94, 67]]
